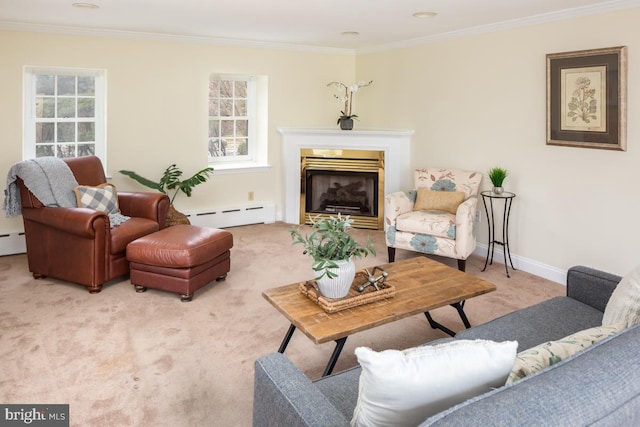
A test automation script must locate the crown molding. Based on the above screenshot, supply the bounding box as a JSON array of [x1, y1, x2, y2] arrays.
[[0, 21, 356, 56], [2, 0, 639, 55], [356, 0, 640, 54]]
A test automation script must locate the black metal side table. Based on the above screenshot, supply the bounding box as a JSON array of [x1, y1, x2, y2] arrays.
[[481, 191, 516, 277]]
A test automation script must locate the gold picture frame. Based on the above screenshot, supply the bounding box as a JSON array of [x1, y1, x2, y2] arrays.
[[546, 46, 627, 151]]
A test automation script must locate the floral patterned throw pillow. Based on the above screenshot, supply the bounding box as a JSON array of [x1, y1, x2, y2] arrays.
[[506, 322, 626, 384]]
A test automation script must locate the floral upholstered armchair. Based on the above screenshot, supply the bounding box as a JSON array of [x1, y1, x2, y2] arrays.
[[384, 168, 483, 271]]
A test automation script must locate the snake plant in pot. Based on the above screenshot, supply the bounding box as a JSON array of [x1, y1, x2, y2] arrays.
[[119, 164, 214, 226], [289, 214, 376, 299]]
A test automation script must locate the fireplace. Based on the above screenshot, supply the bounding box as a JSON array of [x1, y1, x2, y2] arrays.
[[278, 128, 413, 229], [301, 149, 384, 229]]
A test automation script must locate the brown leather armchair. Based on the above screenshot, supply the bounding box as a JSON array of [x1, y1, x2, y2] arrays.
[[17, 156, 170, 293]]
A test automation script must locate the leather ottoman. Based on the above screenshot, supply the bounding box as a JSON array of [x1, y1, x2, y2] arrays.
[[126, 224, 233, 301]]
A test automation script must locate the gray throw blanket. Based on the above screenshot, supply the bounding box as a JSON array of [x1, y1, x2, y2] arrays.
[[3, 157, 78, 217], [3, 157, 130, 228]]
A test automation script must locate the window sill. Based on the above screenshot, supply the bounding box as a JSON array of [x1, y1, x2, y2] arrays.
[[209, 161, 272, 175]]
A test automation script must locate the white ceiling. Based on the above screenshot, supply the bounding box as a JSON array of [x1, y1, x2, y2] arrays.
[[1, 0, 639, 52]]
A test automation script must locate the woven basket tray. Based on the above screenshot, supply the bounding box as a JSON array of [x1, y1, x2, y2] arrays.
[[299, 270, 396, 313]]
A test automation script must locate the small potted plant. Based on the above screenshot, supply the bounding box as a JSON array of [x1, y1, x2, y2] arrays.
[[290, 214, 376, 299], [119, 164, 214, 226], [488, 167, 508, 194]]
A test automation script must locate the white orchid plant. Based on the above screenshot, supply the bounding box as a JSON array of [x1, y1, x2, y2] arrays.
[[327, 80, 373, 124]]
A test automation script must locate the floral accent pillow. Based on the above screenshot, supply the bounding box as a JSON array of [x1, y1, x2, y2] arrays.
[[506, 322, 626, 384]]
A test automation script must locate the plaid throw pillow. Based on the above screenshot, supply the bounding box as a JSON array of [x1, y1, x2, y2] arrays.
[[73, 183, 119, 214]]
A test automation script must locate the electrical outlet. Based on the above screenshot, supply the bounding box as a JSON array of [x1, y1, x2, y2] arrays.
[[248, 191, 254, 201]]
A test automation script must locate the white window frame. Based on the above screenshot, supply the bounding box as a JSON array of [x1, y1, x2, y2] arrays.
[[208, 74, 269, 173], [23, 66, 107, 167]]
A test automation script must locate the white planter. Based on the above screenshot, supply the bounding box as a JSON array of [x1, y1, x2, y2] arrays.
[[316, 259, 356, 299]]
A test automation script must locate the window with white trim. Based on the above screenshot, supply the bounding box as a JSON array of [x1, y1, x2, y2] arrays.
[[23, 67, 106, 163], [208, 74, 269, 171]]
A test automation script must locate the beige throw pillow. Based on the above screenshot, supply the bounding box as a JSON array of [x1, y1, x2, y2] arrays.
[[414, 189, 465, 214], [602, 264, 640, 328], [506, 322, 626, 384]]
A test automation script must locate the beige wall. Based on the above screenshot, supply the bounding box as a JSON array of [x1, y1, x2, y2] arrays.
[[0, 30, 355, 231], [2, 7, 638, 278], [356, 8, 640, 277]]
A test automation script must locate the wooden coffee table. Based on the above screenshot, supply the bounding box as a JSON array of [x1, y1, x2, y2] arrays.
[[262, 256, 496, 376]]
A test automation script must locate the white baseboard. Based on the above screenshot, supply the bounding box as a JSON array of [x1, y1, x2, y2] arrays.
[[185, 202, 276, 229], [0, 215, 566, 285], [0, 232, 26, 256], [474, 243, 567, 285], [0, 203, 276, 256]]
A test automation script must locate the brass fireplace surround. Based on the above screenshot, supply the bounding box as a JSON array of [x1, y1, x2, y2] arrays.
[[300, 148, 384, 230]]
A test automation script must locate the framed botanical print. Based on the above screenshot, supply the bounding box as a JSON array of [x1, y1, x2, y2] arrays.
[[546, 46, 627, 150]]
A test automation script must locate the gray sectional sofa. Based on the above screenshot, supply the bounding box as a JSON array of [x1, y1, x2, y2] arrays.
[[253, 266, 640, 425]]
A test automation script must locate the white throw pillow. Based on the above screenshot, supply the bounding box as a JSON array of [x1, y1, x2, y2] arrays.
[[351, 340, 518, 427], [602, 264, 640, 328]]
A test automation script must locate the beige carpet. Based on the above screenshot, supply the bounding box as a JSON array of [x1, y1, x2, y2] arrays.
[[0, 222, 565, 426]]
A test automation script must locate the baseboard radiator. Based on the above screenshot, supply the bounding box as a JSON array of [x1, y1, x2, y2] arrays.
[[0, 203, 275, 256], [185, 203, 276, 229], [0, 232, 26, 256]]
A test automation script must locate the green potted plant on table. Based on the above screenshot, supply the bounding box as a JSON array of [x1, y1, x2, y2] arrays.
[[119, 164, 214, 226], [290, 214, 376, 299], [488, 167, 508, 194]]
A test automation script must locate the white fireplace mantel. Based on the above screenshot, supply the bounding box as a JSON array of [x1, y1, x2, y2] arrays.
[[278, 127, 413, 224]]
